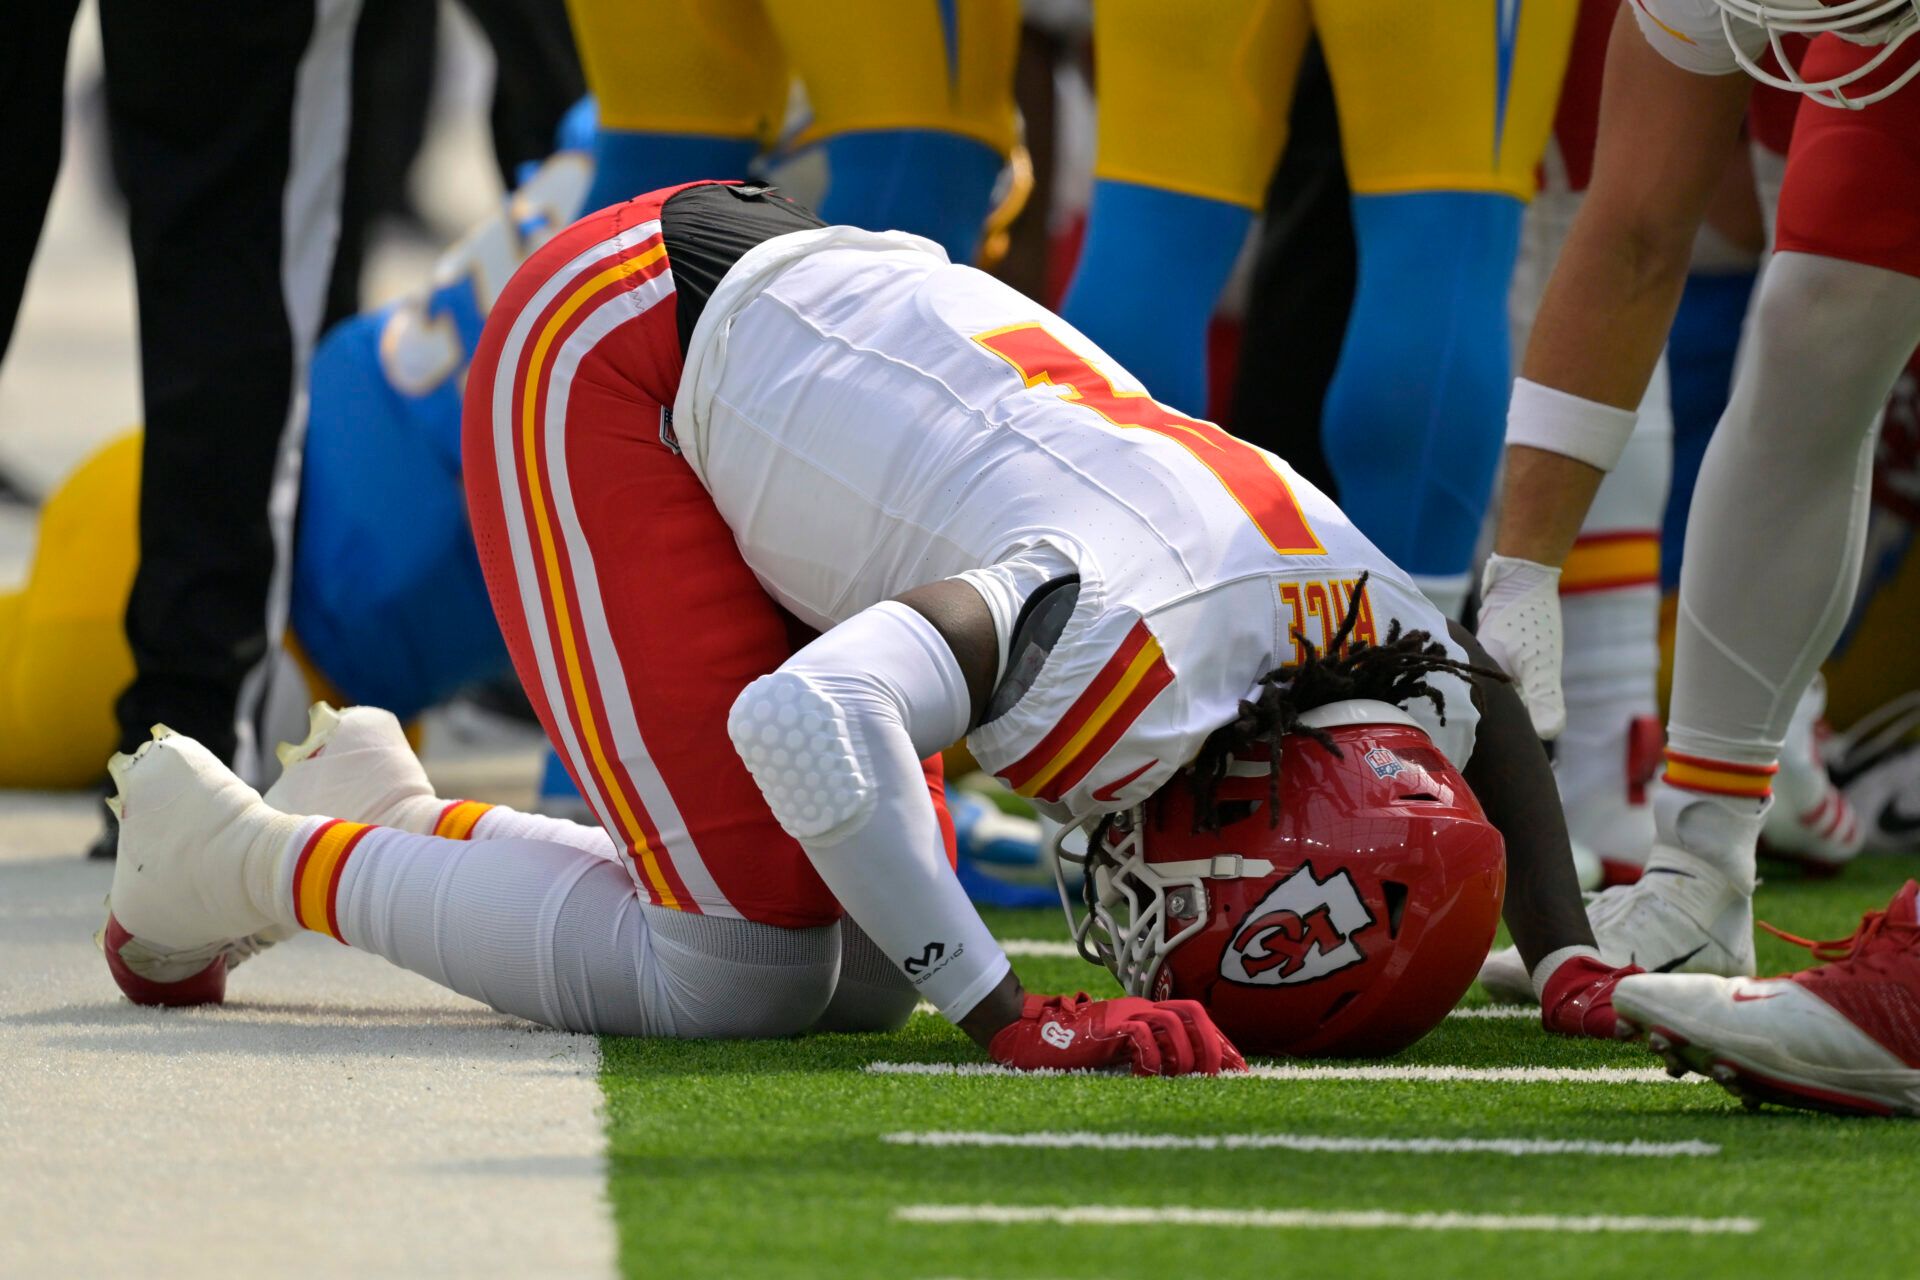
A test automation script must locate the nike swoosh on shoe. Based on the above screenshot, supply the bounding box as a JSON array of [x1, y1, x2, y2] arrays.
[[1650, 943, 1708, 973]]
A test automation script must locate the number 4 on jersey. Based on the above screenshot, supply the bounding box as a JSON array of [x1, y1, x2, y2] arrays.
[[974, 322, 1324, 556]]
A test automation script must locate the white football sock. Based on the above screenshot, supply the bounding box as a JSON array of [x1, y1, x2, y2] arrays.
[[1556, 364, 1672, 864], [280, 823, 839, 1036]]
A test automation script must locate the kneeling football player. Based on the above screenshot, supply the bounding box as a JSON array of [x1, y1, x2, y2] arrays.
[[98, 182, 1632, 1072]]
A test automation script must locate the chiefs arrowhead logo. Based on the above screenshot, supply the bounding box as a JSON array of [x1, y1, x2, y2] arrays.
[[1219, 864, 1375, 987]]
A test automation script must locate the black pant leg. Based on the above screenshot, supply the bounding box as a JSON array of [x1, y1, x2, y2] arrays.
[[0, 0, 81, 369], [100, 0, 359, 774], [458, 0, 585, 186], [1230, 41, 1353, 499]]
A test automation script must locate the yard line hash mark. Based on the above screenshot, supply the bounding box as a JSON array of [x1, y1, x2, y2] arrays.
[[883, 1131, 1719, 1158], [894, 1205, 1760, 1235]]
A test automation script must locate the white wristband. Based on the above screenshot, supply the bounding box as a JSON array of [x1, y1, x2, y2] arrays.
[[1505, 378, 1638, 474], [1530, 943, 1603, 1003]]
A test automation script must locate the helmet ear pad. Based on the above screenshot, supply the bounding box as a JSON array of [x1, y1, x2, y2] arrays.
[[1073, 709, 1504, 1059]]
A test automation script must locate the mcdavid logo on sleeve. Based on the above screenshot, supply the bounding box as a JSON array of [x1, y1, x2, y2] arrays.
[[1220, 863, 1375, 986]]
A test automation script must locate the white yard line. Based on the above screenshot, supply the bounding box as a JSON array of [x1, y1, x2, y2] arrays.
[[913, 999, 1534, 1020], [867, 1061, 1698, 1084], [0, 791, 615, 1279], [883, 1131, 1719, 1158], [1001, 939, 1081, 957], [894, 1205, 1760, 1235]]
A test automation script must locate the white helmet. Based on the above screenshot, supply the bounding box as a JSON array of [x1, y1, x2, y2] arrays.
[[1715, 0, 1920, 108]]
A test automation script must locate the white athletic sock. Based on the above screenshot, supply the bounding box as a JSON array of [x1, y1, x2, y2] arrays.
[[469, 804, 622, 860], [278, 823, 838, 1036], [1556, 362, 1672, 863]]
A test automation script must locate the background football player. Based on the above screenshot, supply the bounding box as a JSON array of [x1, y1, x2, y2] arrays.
[[1472, 0, 1920, 1113], [98, 181, 1633, 1073], [1058, 0, 1576, 619]]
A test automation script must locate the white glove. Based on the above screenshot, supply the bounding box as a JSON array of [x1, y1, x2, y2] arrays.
[[1476, 553, 1566, 740]]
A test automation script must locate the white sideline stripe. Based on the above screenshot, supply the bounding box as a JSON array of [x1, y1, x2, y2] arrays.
[[882, 1131, 1719, 1158], [893, 1205, 1760, 1235], [866, 1062, 1700, 1084], [912, 999, 1534, 1020]]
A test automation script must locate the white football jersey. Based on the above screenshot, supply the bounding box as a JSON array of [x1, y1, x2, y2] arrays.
[[676, 228, 1479, 821]]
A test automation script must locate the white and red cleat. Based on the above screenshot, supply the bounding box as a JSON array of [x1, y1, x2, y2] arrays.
[[1614, 881, 1920, 1117], [100, 727, 304, 1006], [1761, 676, 1864, 875]]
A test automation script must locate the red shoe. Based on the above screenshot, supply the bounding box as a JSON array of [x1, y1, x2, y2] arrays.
[[1613, 881, 1920, 1116]]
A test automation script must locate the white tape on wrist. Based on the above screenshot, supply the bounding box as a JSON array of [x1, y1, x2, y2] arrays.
[[1505, 378, 1638, 474], [1530, 944, 1603, 1004]]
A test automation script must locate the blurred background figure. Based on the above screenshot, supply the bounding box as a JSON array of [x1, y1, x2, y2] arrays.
[[566, 0, 1020, 264], [1059, 0, 1576, 617]]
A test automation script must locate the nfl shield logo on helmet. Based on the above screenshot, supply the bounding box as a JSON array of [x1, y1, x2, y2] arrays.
[[1364, 746, 1403, 780]]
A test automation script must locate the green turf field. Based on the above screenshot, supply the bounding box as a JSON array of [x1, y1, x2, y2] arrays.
[[599, 855, 1920, 1279]]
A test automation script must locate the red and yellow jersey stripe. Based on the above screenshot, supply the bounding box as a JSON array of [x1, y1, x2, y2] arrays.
[[1663, 750, 1777, 800], [996, 619, 1173, 804], [291, 818, 375, 942], [1562, 530, 1660, 596]]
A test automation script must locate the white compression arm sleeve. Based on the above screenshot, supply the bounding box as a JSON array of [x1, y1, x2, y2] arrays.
[[728, 601, 1011, 1021]]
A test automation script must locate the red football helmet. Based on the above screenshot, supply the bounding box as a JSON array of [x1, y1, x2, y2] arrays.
[[1051, 699, 1506, 1058]]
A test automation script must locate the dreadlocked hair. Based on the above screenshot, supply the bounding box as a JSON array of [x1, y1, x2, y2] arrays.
[[1186, 571, 1508, 832]]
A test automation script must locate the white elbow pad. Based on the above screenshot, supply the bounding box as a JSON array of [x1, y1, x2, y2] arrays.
[[1505, 378, 1639, 474], [728, 671, 875, 843]]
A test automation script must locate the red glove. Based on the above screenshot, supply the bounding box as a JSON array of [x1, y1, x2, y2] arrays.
[[988, 992, 1247, 1076], [1539, 955, 1643, 1038]]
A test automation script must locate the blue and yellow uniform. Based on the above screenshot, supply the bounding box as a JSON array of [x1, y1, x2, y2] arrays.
[[565, 0, 1019, 262], [1061, 0, 1578, 607]]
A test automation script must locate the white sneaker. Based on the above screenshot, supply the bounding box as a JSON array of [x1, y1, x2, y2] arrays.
[[102, 727, 305, 1006], [1761, 676, 1863, 872], [1614, 881, 1920, 1116], [1476, 844, 1754, 1005], [263, 702, 443, 832]]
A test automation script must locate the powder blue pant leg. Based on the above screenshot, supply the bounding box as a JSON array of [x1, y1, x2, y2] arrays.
[[1057, 180, 1252, 417], [818, 128, 1001, 264], [1321, 190, 1523, 581]]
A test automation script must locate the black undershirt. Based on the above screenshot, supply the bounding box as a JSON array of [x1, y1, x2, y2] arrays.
[[660, 182, 826, 353]]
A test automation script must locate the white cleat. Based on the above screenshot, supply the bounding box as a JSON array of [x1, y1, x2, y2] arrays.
[[1614, 881, 1920, 1116], [1761, 676, 1863, 873], [263, 701, 442, 831], [102, 727, 304, 1006], [1477, 843, 1753, 1005]]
